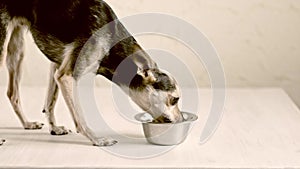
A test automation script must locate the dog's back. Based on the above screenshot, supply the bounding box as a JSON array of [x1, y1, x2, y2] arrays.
[[0, 0, 118, 65]]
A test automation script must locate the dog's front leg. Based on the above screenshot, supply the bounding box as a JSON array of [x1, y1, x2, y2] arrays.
[[54, 54, 117, 146], [55, 72, 117, 146], [43, 63, 69, 135]]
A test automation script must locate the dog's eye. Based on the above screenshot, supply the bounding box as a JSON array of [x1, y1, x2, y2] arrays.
[[170, 97, 180, 106]]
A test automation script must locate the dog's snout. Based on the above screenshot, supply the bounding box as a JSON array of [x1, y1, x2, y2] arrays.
[[153, 112, 183, 123], [153, 116, 172, 123], [152, 106, 184, 123]]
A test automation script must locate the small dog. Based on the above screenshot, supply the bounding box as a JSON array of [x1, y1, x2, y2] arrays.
[[0, 0, 183, 146]]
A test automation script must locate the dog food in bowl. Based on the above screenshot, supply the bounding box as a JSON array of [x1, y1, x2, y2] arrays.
[[135, 112, 198, 146]]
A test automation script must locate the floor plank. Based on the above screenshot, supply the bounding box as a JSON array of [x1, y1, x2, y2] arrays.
[[0, 87, 300, 168]]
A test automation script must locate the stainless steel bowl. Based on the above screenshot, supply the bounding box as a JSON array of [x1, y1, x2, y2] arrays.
[[135, 112, 198, 146]]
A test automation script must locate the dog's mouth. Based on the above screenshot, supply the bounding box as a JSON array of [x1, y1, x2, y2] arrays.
[[152, 115, 172, 123]]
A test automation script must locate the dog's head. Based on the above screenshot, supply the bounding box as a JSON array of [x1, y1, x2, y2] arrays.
[[129, 69, 184, 123]]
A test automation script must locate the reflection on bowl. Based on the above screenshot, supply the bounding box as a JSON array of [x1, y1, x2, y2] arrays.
[[135, 112, 198, 146]]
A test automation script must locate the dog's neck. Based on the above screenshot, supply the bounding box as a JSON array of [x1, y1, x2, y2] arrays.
[[97, 36, 157, 87]]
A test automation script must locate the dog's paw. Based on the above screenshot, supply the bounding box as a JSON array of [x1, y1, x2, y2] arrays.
[[50, 126, 70, 136], [0, 139, 5, 146], [24, 122, 44, 130], [93, 137, 118, 147]]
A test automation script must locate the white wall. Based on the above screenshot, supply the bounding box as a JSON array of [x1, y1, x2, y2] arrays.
[[0, 0, 300, 107]]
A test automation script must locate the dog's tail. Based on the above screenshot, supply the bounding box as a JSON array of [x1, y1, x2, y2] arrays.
[[0, 25, 6, 68], [0, 58, 3, 67], [0, 7, 8, 67], [0, 55, 2, 66], [0, 47, 5, 67]]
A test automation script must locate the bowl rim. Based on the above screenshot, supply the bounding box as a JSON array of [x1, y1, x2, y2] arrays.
[[135, 111, 198, 124]]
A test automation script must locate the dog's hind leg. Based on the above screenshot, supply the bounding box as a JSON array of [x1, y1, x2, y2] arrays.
[[6, 25, 44, 130], [43, 63, 69, 135], [0, 8, 11, 145]]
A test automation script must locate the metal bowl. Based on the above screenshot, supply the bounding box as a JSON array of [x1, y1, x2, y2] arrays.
[[135, 112, 198, 146]]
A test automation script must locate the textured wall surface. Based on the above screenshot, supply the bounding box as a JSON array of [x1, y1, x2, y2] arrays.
[[0, 0, 299, 107]]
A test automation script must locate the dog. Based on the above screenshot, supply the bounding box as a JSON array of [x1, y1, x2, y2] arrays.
[[0, 0, 183, 146]]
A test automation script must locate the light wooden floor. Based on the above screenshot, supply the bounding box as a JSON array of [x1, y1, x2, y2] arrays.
[[1, 87, 300, 169]]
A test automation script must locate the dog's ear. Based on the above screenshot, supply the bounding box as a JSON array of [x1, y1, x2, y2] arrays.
[[137, 68, 156, 83]]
